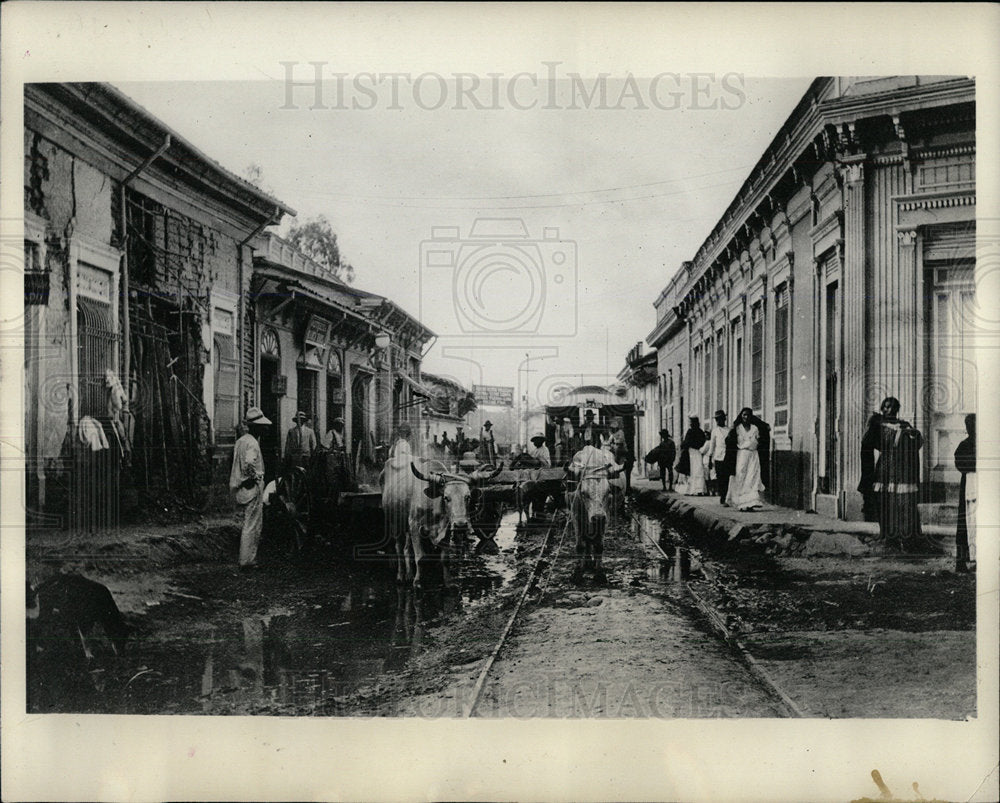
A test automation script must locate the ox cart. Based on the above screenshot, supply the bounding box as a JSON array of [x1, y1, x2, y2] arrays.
[[268, 449, 569, 558]]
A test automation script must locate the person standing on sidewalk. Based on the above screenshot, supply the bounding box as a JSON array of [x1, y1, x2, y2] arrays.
[[858, 412, 883, 522], [861, 396, 923, 551], [645, 429, 676, 491], [680, 416, 707, 495], [725, 407, 765, 511], [231, 407, 271, 569], [954, 413, 976, 572], [708, 410, 731, 505]]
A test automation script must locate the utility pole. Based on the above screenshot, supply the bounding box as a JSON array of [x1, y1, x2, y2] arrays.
[[523, 352, 537, 445]]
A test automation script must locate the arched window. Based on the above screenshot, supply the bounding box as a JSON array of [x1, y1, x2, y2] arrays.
[[260, 326, 280, 359]]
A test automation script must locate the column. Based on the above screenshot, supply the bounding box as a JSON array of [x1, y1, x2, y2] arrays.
[[840, 158, 866, 518]]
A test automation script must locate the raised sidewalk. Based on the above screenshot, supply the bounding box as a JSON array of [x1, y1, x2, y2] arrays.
[[631, 477, 956, 558]]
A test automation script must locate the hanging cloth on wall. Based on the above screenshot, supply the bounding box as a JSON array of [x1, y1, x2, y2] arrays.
[[78, 416, 109, 452]]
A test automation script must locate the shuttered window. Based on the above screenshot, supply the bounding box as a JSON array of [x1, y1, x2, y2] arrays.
[[715, 331, 726, 412], [751, 303, 763, 411], [774, 284, 789, 410], [213, 333, 238, 441]]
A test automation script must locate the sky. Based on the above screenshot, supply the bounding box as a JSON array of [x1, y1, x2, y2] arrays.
[[114, 74, 813, 409]]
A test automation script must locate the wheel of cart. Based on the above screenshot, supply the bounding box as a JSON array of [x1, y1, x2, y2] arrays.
[[270, 465, 310, 555], [302, 446, 358, 544]]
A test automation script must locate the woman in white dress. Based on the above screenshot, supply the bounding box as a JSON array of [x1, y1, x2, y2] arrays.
[[726, 407, 764, 510], [680, 416, 707, 495]]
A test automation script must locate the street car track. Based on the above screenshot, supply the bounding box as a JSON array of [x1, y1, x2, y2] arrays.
[[463, 502, 804, 719], [631, 508, 805, 718], [464, 512, 566, 718]]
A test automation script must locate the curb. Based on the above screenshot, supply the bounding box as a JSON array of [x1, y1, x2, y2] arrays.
[[634, 487, 874, 558]]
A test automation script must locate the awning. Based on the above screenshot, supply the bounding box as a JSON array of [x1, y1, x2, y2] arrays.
[[397, 373, 436, 399]]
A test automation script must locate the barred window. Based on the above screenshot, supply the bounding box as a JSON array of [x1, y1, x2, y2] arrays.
[[774, 284, 789, 409], [751, 302, 763, 411], [78, 297, 117, 419]]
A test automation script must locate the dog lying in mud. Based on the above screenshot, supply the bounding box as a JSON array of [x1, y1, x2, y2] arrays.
[[27, 574, 130, 660]]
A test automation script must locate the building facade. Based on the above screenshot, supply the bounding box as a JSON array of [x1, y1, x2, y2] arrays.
[[420, 372, 475, 448], [617, 345, 659, 477], [23, 83, 294, 526], [252, 232, 434, 482], [648, 76, 976, 520]]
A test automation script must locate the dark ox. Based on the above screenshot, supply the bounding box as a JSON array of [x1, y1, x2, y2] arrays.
[[565, 446, 625, 584], [407, 460, 502, 589]]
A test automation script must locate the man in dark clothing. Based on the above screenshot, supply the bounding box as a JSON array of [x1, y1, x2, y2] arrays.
[[858, 413, 882, 521], [645, 429, 676, 491], [954, 413, 976, 572]]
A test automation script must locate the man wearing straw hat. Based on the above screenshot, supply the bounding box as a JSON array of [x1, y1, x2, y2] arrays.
[[285, 410, 317, 472], [231, 407, 271, 569]]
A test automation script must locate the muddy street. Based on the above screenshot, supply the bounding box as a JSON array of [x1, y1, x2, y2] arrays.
[[28, 506, 784, 717], [27, 497, 976, 719]]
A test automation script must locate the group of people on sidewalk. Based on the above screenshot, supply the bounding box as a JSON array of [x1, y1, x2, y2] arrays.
[[642, 395, 977, 570], [644, 408, 770, 512]]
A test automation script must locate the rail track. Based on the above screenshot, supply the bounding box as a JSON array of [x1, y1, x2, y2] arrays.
[[462, 501, 804, 719]]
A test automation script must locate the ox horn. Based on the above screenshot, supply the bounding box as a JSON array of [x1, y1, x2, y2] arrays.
[[474, 462, 503, 484], [410, 462, 438, 483]]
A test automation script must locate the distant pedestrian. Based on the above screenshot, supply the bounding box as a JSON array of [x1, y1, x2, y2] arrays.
[[645, 429, 676, 491], [861, 396, 923, 551], [604, 418, 633, 492], [559, 417, 575, 462], [858, 412, 882, 522], [700, 423, 714, 495], [480, 420, 497, 464], [284, 411, 316, 472], [954, 413, 976, 572], [230, 407, 271, 569], [708, 410, 731, 504], [725, 407, 765, 511], [680, 416, 707, 495], [526, 431, 552, 468], [580, 410, 603, 448], [326, 416, 346, 451]]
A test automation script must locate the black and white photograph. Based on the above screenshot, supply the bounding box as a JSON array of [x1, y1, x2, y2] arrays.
[[2, 3, 998, 802]]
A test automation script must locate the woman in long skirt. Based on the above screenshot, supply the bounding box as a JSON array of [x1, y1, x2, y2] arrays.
[[861, 396, 923, 551], [726, 407, 764, 511], [681, 416, 707, 495]]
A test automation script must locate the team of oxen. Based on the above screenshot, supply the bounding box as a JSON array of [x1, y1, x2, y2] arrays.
[[380, 444, 626, 589]]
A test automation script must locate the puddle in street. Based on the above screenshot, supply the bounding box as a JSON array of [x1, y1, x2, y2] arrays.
[[634, 513, 695, 584], [28, 509, 528, 715]]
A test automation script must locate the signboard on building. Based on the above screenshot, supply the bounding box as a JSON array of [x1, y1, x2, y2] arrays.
[[473, 384, 514, 407]]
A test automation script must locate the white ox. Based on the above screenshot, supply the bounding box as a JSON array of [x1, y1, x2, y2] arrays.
[[408, 460, 502, 589], [565, 445, 625, 584], [381, 453, 418, 584]]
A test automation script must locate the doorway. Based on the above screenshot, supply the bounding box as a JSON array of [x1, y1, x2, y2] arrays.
[[259, 357, 280, 482]]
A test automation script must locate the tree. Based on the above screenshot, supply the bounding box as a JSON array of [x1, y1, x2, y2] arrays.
[[456, 392, 478, 418], [285, 215, 356, 284], [243, 163, 274, 195]]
